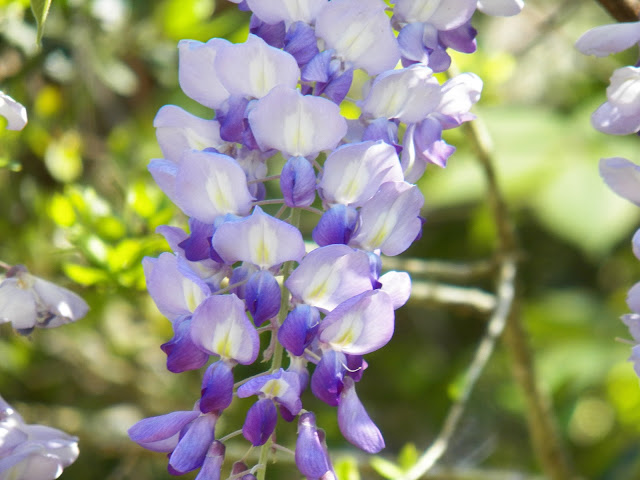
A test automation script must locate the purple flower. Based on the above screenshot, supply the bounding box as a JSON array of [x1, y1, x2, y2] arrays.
[[295, 412, 335, 480], [591, 67, 640, 135], [338, 377, 385, 453], [0, 265, 88, 334], [0, 395, 79, 480]]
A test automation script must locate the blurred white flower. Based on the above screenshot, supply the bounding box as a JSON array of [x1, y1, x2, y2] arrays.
[[0, 395, 79, 480], [0, 265, 89, 335], [0, 91, 27, 131]]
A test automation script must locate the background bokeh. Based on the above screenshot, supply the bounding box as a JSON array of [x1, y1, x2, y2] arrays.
[[1, 0, 640, 478]]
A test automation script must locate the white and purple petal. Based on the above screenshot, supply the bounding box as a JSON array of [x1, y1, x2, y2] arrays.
[[318, 290, 395, 355], [576, 22, 640, 57], [248, 85, 347, 158], [379, 271, 412, 309], [285, 244, 373, 312], [0, 91, 27, 131], [190, 294, 260, 365], [178, 39, 231, 110], [212, 206, 305, 269]]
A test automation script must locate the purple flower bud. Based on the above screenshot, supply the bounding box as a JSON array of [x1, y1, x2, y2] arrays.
[[228, 264, 255, 299], [242, 398, 278, 446], [281, 156, 317, 207], [278, 304, 320, 356], [245, 270, 282, 326], [295, 412, 335, 479], [161, 316, 210, 373], [312, 205, 359, 247], [338, 377, 385, 453], [200, 361, 235, 413]]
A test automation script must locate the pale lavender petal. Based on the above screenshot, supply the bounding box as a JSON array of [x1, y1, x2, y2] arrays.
[[628, 282, 640, 314], [379, 271, 411, 309], [178, 39, 231, 109], [169, 413, 217, 473], [318, 290, 394, 355], [154, 105, 223, 163], [248, 85, 347, 157], [394, 0, 476, 30], [576, 22, 640, 57], [143, 253, 209, 320], [315, 0, 399, 75], [212, 206, 305, 269], [622, 313, 640, 343], [216, 35, 300, 99], [338, 377, 384, 453], [285, 244, 373, 312], [174, 150, 254, 223], [434, 72, 482, 129], [0, 278, 37, 330], [630, 344, 640, 378], [397, 22, 430, 65], [0, 91, 27, 131], [350, 182, 424, 256], [128, 410, 200, 453], [0, 446, 65, 480], [360, 64, 441, 123], [319, 141, 404, 207], [599, 157, 640, 207], [190, 294, 260, 365], [148, 158, 178, 203], [477, 0, 523, 16], [633, 228, 640, 260], [30, 276, 89, 328], [591, 101, 640, 135], [246, 0, 329, 24]]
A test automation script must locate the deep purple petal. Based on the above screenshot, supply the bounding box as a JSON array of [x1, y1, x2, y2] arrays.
[[200, 361, 235, 413], [128, 410, 200, 453], [161, 316, 210, 373], [243, 399, 278, 446], [295, 412, 334, 479], [281, 156, 317, 208], [285, 21, 320, 67], [278, 304, 321, 356], [312, 205, 359, 247], [245, 270, 281, 326], [250, 15, 286, 48], [169, 413, 217, 474], [311, 350, 346, 406]]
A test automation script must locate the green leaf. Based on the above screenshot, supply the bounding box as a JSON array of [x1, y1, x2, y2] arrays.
[[370, 457, 403, 480], [30, 0, 52, 45], [63, 263, 109, 286], [334, 456, 361, 480], [397, 443, 419, 470]]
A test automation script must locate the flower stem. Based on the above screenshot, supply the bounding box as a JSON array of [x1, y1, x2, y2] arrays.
[[256, 207, 301, 480]]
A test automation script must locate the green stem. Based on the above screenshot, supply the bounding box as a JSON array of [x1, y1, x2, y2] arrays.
[[256, 207, 301, 480]]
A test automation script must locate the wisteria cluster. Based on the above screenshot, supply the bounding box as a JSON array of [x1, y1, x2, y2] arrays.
[[128, 1, 523, 479], [576, 22, 640, 378]]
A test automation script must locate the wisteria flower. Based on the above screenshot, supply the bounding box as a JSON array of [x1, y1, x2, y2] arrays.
[[0, 265, 88, 334], [0, 395, 79, 480], [0, 91, 27, 131]]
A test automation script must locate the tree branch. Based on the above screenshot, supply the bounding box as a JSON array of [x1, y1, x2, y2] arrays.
[[595, 0, 640, 22]]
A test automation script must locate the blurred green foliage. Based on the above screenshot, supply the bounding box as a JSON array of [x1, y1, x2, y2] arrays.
[[1, 1, 640, 479]]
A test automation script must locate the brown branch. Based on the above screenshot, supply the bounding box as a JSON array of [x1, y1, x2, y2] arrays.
[[462, 110, 576, 480], [595, 0, 640, 22]]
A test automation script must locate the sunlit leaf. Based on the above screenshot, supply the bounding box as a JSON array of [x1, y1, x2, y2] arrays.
[[63, 263, 110, 286], [334, 456, 360, 480], [370, 457, 403, 480], [30, 0, 52, 45], [397, 443, 419, 470]]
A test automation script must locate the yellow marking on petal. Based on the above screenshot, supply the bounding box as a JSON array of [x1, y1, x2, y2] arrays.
[[182, 278, 205, 312], [303, 264, 338, 304], [261, 378, 286, 398], [205, 170, 234, 214], [329, 312, 363, 350]]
